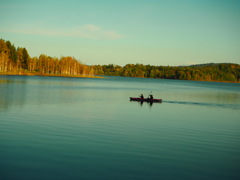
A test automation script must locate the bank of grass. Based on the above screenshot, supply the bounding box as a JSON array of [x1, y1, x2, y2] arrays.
[[0, 72, 104, 78]]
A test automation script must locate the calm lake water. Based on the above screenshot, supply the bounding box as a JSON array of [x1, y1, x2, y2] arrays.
[[0, 75, 240, 180]]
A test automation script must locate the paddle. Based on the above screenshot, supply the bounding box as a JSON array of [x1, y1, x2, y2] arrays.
[[148, 91, 152, 98]]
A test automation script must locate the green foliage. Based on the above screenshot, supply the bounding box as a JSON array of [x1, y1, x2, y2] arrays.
[[1, 38, 239, 82], [22, 48, 29, 69], [6, 41, 17, 62], [0, 39, 9, 54], [93, 63, 240, 82]]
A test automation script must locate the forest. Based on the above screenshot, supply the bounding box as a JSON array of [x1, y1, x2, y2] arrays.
[[0, 38, 240, 82], [93, 63, 240, 82], [0, 39, 94, 76]]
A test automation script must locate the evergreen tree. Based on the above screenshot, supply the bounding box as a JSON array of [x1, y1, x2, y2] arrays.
[[6, 41, 17, 62], [22, 48, 29, 69], [0, 39, 9, 54]]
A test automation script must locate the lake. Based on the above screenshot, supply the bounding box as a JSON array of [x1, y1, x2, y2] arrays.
[[0, 75, 240, 180]]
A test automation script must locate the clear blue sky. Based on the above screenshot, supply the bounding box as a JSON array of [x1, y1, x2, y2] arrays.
[[1, 0, 240, 66]]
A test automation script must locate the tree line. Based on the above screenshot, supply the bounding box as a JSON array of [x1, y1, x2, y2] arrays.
[[0, 39, 94, 76], [92, 63, 240, 82], [1, 38, 239, 82]]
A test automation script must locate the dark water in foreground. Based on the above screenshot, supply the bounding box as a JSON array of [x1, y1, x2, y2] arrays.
[[0, 75, 240, 180]]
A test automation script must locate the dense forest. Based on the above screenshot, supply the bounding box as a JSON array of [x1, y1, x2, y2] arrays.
[[93, 63, 240, 82], [0, 39, 94, 76], [0, 38, 239, 82]]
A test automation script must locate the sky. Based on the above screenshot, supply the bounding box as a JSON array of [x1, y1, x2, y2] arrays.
[[0, 0, 240, 66]]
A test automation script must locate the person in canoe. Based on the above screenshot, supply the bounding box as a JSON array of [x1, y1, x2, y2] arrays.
[[140, 94, 144, 99], [149, 94, 153, 99]]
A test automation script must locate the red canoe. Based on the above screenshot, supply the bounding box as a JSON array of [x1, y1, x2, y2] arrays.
[[130, 97, 162, 103]]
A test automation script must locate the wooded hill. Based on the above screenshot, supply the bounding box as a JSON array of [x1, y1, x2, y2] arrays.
[[0, 39, 94, 76], [93, 63, 240, 82], [0, 38, 239, 82]]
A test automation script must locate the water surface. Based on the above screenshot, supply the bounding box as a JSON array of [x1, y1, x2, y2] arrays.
[[0, 75, 240, 180]]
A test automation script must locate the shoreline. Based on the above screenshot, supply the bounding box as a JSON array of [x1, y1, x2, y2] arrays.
[[0, 72, 239, 83], [98, 74, 239, 83], [0, 72, 104, 79]]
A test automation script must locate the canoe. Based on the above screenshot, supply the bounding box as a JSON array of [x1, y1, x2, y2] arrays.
[[130, 97, 162, 103]]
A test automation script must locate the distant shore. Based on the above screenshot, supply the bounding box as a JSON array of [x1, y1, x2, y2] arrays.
[[180, 78, 239, 84], [1, 72, 239, 83], [0, 72, 104, 79], [1, 38, 239, 84]]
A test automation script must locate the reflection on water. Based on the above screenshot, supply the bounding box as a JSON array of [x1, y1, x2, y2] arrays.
[[0, 75, 89, 111], [130, 100, 162, 108], [0, 76, 27, 111], [0, 75, 240, 180], [0, 75, 240, 111]]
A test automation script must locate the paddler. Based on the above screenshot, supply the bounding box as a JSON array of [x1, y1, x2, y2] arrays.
[[149, 94, 153, 99]]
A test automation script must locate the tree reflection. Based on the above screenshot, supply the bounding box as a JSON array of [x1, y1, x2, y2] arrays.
[[0, 76, 27, 111]]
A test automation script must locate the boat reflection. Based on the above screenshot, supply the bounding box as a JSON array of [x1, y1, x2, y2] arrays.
[[130, 99, 162, 108]]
